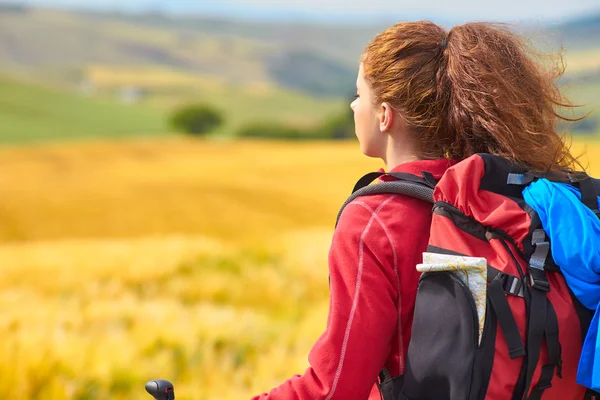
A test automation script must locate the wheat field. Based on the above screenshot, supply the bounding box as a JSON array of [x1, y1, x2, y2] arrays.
[[0, 138, 598, 399]]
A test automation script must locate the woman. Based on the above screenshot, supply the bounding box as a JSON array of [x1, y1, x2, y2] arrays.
[[252, 20, 585, 399]]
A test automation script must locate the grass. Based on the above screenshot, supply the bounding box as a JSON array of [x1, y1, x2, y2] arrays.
[[0, 74, 169, 144], [0, 138, 598, 399]]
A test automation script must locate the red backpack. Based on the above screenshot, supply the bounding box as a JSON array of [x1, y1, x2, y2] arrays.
[[337, 153, 600, 400]]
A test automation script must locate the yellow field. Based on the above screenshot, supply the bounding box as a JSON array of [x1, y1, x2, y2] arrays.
[[0, 233, 333, 399], [0, 138, 598, 399], [0, 139, 382, 243]]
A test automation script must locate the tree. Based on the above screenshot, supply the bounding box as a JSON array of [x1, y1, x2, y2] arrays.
[[170, 104, 224, 136]]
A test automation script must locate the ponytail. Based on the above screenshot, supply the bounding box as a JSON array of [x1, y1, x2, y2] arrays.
[[362, 21, 586, 174]]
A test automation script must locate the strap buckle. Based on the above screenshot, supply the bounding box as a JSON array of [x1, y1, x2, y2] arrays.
[[529, 229, 551, 292], [529, 268, 550, 292], [502, 275, 524, 297]]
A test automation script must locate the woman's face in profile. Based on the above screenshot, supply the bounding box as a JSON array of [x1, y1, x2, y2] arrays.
[[350, 64, 385, 158], [350, 64, 386, 159]]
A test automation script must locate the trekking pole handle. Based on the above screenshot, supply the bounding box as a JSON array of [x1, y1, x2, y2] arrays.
[[145, 379, 175, 400]]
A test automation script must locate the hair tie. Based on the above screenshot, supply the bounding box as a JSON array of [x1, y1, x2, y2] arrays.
[[441, 36, 447, 50]]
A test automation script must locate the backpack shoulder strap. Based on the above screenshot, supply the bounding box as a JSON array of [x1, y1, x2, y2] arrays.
[[574, 174, 600, 216], [336, 172, 435, 227], [339, 171, 436, 397], [352, 171, 437, 193]]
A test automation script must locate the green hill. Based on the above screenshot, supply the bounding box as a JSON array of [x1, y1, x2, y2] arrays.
[[0, 75, 168, 144], [0, 72, 347, 145]]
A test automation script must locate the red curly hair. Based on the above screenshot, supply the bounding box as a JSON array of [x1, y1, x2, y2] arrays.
[[361, 21, 587, 174]]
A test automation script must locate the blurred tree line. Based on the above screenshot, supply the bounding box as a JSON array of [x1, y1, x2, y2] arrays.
[[170, 101, 355, 140]]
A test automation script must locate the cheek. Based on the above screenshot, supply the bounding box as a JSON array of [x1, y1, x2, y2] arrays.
[[354, 107, 383, 156], [354, 102, 369, 127], [355, 104, 377, 135]]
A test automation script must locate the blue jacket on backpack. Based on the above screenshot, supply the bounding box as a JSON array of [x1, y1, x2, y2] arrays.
[[523, 179, 600, 392]]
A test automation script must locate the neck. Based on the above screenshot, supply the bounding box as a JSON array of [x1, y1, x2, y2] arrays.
[[384, 135, 419, 170]]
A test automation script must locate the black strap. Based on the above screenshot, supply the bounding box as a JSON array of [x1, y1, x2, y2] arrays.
[[529, 252, 551, 292], [521, 229, 551, 399], [488, 275, 526, 358], [421, 171, 438, 187], [377, 367, 404, 400], [337, 180, 435, 227], [379, 367, 393, 383], [528, 230, 551, 292], [523, 285, 548, 398], [528, 299, 562, 400], [352, 171, 435, 193], [579, 176, 599, 213]]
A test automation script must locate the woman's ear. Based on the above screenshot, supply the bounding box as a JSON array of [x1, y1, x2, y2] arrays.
[[378, 102, 396, 133]]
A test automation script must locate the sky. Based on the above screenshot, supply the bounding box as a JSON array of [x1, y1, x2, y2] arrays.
[[17, 0, 600, 24]]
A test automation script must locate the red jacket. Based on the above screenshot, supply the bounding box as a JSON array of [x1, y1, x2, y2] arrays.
[[251, 159, 457, 400]]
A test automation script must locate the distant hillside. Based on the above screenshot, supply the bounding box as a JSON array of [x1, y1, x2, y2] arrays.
[[0, 6, 598, 99], [0, 7, 369, 98]]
